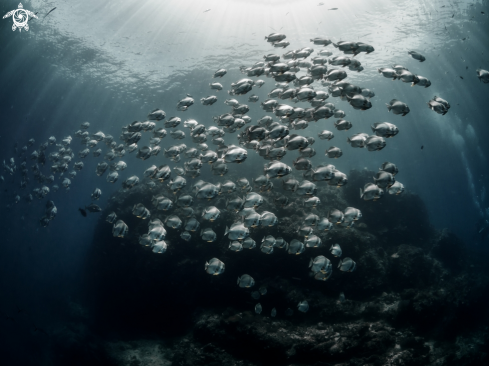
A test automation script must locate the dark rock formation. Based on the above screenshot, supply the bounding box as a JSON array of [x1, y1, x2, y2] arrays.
[[73, 169, 489, 366]]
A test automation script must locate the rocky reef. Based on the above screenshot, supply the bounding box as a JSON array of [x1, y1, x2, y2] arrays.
[[61, 169, 489, 366]]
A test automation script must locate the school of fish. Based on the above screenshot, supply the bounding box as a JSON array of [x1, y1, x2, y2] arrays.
[[3, 31, 486, 317]]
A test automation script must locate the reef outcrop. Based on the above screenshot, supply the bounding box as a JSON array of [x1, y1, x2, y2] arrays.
[[71, 169, 489, 365]]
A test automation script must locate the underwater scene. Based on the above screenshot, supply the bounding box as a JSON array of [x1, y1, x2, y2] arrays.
[[1, 0, 489, 365]]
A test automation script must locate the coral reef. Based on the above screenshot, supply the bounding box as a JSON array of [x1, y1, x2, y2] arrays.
[[68, 169, 489, 365]]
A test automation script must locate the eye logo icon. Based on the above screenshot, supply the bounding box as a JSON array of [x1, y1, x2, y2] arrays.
[[3, 3, 37, 32]]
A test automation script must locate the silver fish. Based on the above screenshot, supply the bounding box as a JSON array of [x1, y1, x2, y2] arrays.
[[330, 244, 342, 257], [297, 300, 309, 313], [237, 274, 255, 288], [201, 228, 217, 242], [205, 258, 225, 275], [338, 257, 356, 272]]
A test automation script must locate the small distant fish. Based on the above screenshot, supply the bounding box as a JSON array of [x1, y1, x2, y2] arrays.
[[338, 257, 356, 272], [452, 14, 454, 18], [237, 274, 255, 288], [408, 50, 426, 62], [318, 2, 324, 5], [205, 258, 225, 275], [339, 292, 346, 303], [477, 69, 489, 83], [204, 9, 211, 12], [298, 300, 309, 313], [460, 76, 463, 79], [85, 203, 102, 213], [428, 96, 450, 115], [421, 145, 424, 150], [78, 208, 87, 217], [112, 220, 129, 238], [147, 108, 166, 121], [213, 69, 227, 78], [328, 8, 338, 10]]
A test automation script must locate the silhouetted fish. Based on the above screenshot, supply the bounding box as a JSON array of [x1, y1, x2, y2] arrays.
[[78, 208, 87, 217]]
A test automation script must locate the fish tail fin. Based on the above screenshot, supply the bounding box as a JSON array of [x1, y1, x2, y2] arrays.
[[309, 258, 313, 267], [386, 104, 391, 111], [360, 188, 363, 199], [205, 262, 209, 270], [224, 226, 229, 236]]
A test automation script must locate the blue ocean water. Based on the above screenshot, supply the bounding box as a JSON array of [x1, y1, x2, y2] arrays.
[[0, 0, 488, 364]]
